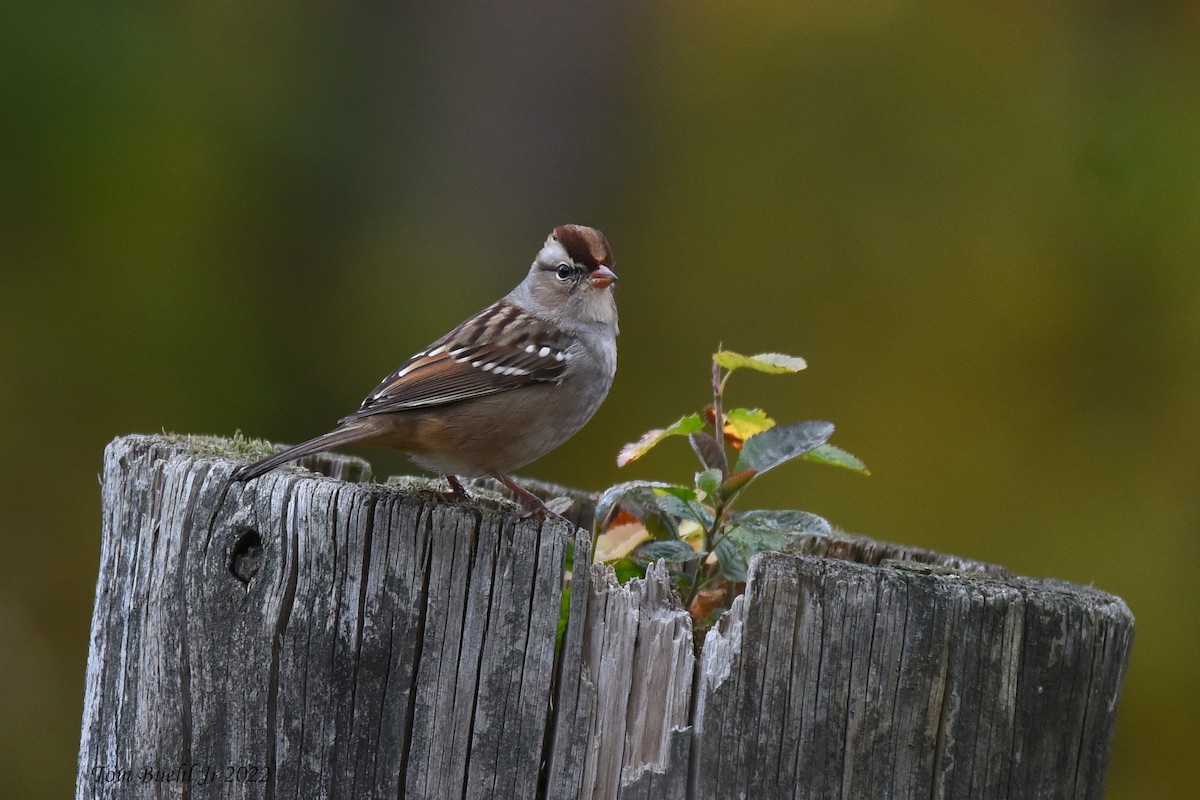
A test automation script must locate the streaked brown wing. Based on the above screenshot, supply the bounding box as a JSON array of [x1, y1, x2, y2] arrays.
[[340, 301, 573, 421]]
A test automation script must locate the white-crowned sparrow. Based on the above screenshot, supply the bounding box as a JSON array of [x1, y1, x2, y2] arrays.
[[231, 224, 619, 517]]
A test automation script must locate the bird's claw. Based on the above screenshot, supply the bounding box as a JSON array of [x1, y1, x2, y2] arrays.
[[509, 495, 573, 525]]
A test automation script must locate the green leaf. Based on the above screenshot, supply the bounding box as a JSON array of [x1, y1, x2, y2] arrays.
[[639, 539, 704, 563], [713, 537, 749, 583], [654, 491, 714, 527], [594, 481, 718, 543], [714, 350, 807, 375], [802, 443, 871, 475], [711, 510, 833, 584], [610, 558, 647, 584], [695, 468, 722, 499], [725, 525, 787, 555], [656, 484, 699, 503], [557, 583, 571, 650], [646, 483, 708, 524], [735, 420, 835, 475], [734, 509, 832, 537], [595, 481, 660, 528], [594, 481, 682, 539], [617, 414, 705, 467]]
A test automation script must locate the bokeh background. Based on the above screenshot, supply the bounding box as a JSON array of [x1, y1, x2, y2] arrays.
[[3, 2, 1197, 797]]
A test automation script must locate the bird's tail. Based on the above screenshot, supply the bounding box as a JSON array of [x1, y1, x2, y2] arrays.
[[231, 426, 368, 482]]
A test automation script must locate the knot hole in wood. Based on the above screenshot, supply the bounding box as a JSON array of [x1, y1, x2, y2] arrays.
[[229, 527, 263, 584]]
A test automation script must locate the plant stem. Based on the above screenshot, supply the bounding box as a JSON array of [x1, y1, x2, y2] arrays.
[[685, 351, 735, 611], [685, 559, 704, 608], [711, 355, 725, 462], [686, 497, 726, 607]]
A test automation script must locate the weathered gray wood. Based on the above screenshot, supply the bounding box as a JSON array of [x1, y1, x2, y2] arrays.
[[80, 435, 1133, 800], [80, 435, 577, 799], [561, 562, 694, 800], [691, 556, 1132, 800]]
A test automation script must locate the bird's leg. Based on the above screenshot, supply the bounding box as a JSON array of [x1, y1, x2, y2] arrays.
[[489, 472, 565, 521], [443, 474, 472, 504]]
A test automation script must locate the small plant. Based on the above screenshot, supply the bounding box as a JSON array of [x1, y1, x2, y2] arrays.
[[594, 347, 869, 629]]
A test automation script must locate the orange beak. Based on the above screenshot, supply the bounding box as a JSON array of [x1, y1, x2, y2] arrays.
[[588, 265, 618, 288]]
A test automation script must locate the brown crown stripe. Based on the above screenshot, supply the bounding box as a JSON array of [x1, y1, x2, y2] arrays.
[[553, 225, 613, 269]]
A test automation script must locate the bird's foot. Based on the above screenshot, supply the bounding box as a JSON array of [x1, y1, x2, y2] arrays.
[[418, 475, 474, 505], [490, 472, 572, 524], [443, 475, 473, 504]]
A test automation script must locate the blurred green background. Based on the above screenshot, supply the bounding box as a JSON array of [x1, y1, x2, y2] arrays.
[[3, 2, 1197, 797]]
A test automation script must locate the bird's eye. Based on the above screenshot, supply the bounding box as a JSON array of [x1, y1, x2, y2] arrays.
[[555, 263, 572, 280]]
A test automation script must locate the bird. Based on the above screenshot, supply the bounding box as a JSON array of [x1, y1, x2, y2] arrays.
[[230, 224, 619, 518]]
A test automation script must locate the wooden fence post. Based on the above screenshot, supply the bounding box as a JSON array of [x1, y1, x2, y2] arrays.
[[78, 435, 1133, 799]]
